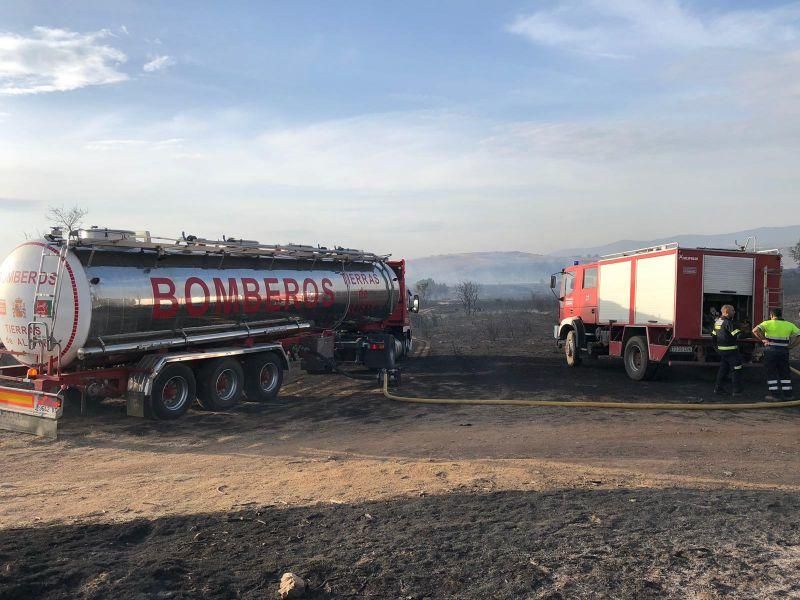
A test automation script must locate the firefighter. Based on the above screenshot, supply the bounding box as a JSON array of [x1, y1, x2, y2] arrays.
[[711, 304, 743, 396], [752, 308, 800, 400]]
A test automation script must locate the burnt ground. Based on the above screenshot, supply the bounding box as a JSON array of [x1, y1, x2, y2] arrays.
[[1, 302, 800, 599], [2, 488, 800, 600]]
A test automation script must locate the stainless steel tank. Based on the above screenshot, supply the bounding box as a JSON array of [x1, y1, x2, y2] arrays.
[[0, 231, 399, 368]]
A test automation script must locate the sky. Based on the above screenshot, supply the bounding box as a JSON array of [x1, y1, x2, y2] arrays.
[[1, 1, 800, 260]]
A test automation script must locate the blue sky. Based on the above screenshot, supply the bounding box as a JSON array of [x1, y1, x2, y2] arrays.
[[1, 1, 800, 259]]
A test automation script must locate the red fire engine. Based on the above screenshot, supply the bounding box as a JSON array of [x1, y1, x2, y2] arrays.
[[553, 243, 782, 380]]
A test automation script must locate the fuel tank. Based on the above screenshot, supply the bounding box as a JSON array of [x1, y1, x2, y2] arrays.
[[0, 234, 399, 368]]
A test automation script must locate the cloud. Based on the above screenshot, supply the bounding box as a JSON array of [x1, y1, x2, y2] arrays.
[[83, 137, 184, 150], [509, 1, 800, 58], [2, 103, 800, 257], [0, 26, 127, 95], [143, 55, 175, 73], [0, 197, 42, 210]]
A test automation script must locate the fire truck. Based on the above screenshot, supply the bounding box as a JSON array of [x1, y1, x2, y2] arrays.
[[0, 227, 419, 436], [552, 243, 782, 380]]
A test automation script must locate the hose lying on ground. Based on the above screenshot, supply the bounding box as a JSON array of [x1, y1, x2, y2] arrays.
[[381, 371, 800, 411]]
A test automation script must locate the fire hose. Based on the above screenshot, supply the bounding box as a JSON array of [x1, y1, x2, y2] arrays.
[[381, 368, 800, 411]]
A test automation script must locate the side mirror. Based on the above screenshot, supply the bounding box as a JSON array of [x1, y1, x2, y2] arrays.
[[411, 294, 420, 313], [550, 275, 557, 289]]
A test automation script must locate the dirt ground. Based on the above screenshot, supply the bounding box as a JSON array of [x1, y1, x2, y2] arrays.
[[2, 304, 800, 599]]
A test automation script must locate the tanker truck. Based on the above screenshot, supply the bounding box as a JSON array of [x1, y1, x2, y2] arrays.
[[0, 227, 419, 436]]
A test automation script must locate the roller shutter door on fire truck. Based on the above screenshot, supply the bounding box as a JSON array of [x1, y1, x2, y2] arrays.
[[702, 255, 754, 295]]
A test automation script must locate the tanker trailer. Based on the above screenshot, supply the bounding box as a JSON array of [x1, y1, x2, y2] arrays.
[[0, 227, 418, 435]]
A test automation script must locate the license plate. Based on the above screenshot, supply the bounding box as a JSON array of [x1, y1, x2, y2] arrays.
[[671, 345, 693, 353]]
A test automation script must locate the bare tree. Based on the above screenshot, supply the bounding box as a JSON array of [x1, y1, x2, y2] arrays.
[[456, 280, 480, 315], [791, 239, 800, 265], [414, 278, 433, 304], [47, 205, 88, 234]]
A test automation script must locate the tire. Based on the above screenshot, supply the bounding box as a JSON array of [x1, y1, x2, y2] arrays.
[[243, 353, 284, 402], [394, 335, 408, 362], [151, 363, 196, 420], [624, 336, 657, 381], [196, 358, 244, 411], [565, 330, 582, 367]]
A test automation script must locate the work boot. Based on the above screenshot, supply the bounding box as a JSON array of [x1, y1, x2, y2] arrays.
[[731, 389, 743, 398], [765, 394, 781, 401], [713, 387, 727, 396]]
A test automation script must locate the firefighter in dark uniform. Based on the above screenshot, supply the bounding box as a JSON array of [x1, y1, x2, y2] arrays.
[[711, 304, 743, 396], [752, 308, 800, 400]]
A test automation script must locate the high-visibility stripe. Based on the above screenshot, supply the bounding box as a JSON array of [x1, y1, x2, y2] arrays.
[[782, 386, 793, 390], [717, 345, 737, 350], [734, 365, 743, 370], [0, 389, 36, 409], [768, 380, 779, 384], [769, 386, 779, 390], [781, 380, 792, 384], [731, 329, 741, 336]]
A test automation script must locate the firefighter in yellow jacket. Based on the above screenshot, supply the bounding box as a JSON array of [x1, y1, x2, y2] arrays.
[[752, 308, 800, 400]]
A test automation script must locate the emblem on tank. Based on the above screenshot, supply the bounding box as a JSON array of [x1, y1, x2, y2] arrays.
[[12, 298, 26, 319], [34, 299, 52, 317]]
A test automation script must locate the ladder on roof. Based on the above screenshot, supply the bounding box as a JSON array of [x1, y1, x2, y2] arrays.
[[27, 235, 70, 371], [762, 266, 783, 322]]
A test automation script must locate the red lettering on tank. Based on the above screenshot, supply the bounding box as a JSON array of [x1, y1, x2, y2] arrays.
[[47, 273, 57, 285], [283, 278, 299, 309], [302, 278, 318, 307], [13, 271, 20, 283], [185, 277, 211, 317], [321, 278, 335, 307], [264, 277, 280, 312], [151, 277, 178, 319], [242, 278, 262, 313], [213, 278, 240, 314]]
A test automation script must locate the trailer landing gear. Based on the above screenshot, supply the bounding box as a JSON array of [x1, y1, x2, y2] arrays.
[[378, 369, 402, 388]]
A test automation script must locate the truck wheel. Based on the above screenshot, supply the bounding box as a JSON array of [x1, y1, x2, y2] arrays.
[[244, 353, 284, 402], [151, 364, 196, 420], [565, 330, 582, 367], [624, 336, 655, 381], [196, 358, 244, 410], [394, 336, 407, 362]]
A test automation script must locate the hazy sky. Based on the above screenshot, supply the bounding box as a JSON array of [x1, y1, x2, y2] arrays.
[[1, 1, 799, 259]]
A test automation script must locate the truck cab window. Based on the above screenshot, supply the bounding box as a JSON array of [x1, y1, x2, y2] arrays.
[[564, 272, 575, 295], [583, 267, 598, 289]]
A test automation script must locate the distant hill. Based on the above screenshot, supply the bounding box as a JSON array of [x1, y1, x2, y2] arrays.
[[550, 225, 800, 259]]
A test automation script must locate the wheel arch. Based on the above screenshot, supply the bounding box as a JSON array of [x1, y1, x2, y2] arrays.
[[558, 318, 586, 347]]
